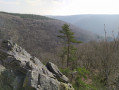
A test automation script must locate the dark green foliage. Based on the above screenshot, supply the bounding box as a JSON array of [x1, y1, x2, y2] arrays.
[[58, 24, 96, 90], [73, 67, 96, 90], [60, 67, 96, 90], [0, 11, 52, 20], [58, 24, 81, 68], [76, 67, 89, 78], [0, 11, 100, 64], [58, 24, 81, 43], [60, 68, 71, 76], [92, 75, 107, 90]]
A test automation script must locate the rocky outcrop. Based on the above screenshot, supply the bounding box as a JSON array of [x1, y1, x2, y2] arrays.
[[0, 40, 74, 90], [46, 62, 69, 83]]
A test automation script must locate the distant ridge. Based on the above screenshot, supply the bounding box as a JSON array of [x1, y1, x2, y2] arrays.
[[0, 11, 52, 20], [0, 11, 101, 61], [49, 14, 119, 37]]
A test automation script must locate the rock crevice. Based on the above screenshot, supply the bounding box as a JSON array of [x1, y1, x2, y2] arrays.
[[0, 40, 74, 90]]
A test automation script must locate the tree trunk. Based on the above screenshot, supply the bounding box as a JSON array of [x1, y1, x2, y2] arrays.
[[67, 41, 70, 68]]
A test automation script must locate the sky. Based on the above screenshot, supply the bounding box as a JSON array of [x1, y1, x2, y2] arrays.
[[0, 0, 119, 15]]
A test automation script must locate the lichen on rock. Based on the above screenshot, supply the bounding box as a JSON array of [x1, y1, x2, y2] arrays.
[[0, 40, 74, 90]]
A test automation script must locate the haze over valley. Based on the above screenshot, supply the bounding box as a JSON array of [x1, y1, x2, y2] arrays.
[[1, 0, 119, 90], [49, 14, 119, 37]]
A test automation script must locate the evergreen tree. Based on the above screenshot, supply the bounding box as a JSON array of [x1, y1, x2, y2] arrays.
[[58, 24, 81, 68]]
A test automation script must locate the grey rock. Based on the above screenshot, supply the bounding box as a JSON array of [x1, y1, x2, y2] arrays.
[[0, 40, 74, 90], [46, 62, 69, 83]]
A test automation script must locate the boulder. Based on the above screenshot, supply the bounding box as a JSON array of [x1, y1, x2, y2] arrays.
[[46, 62, 69, 83], [0, 40, 74, 90]]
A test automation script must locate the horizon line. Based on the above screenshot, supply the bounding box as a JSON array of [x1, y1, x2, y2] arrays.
[[1, 11, 119, 16]]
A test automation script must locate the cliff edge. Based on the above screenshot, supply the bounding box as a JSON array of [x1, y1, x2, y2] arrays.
[[0, 40, 74, 90]]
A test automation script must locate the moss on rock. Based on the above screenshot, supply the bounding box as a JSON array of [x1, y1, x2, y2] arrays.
[[60, 82, 74, 90]]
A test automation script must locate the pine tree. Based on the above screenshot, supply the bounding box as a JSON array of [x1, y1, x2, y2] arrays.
[[58, 24, 81, 68]]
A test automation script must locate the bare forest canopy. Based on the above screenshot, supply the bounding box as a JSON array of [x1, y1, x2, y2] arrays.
[[0, 11, 119, 90], [0, 11, 101, 62]]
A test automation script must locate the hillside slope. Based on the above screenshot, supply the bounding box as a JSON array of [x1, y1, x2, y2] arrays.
[[0, 12, 99, 62]]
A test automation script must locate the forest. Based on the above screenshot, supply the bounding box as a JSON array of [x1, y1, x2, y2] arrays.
[[0, 12, 119, 90]]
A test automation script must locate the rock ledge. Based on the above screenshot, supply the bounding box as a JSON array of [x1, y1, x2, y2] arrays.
[[0, 40, 74, 90]]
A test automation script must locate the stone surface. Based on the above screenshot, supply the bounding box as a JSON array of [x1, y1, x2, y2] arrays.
[[0, 40, 74, 90], [46, 62, 69, 83]]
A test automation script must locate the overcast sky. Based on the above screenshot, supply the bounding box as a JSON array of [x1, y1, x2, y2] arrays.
[[0, 0, 119, 15]]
